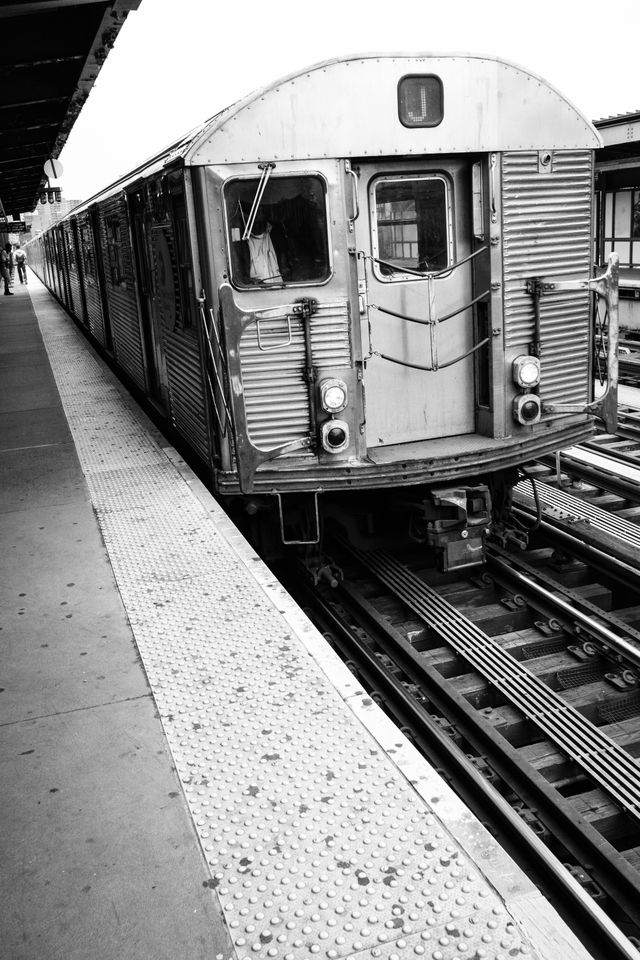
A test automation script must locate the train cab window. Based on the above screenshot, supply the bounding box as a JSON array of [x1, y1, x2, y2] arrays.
[[373, 175, 450, 280], [225, 175, 330, 287]]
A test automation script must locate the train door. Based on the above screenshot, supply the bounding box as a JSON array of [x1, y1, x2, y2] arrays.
[[127, 188, 169, 409], [71, 218, 89, 325], [88, 208, 114, 352], [354, 161, 475, 446]]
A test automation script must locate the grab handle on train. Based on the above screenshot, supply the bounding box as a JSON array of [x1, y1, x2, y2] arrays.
[[345, 160, 359, 229], [540, 253, 619, 433]]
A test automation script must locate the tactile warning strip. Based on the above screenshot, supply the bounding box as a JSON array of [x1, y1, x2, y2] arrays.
[[32, 291, 588, 960]]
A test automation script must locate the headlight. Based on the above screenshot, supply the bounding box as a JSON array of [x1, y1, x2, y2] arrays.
[[321, 419, 350, 453], [513, 393, 542, 425], [320, 378, 348, 413], [512, 355, 541, 388]]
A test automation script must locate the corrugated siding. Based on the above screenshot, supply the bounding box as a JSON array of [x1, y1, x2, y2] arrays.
[[147, 224, 209, 461], [66, 224, 83, 322], [240, 299, 351, 450], [77, 212, 106, 345], [164, 328, 209, 459], [85, 279, 106, 345], [502, 150, 592, 405], [99, 197, 147, 391]]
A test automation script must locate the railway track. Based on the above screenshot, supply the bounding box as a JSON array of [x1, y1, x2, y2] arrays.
[[618, 341, 640, 389], [283, 508, 640, 958]]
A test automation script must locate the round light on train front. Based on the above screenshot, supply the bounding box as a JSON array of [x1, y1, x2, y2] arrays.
[[320, 378, 348, 414], [512, 355, 541, 388], [321, 419, 350, 454], [513, 393, 542, 425]]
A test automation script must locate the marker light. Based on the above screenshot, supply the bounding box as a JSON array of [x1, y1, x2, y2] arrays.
[[512, 355, 541, 388], [320, 378, 348, 414], [513, 393, 542, 425], [321, 419, 350, 453]]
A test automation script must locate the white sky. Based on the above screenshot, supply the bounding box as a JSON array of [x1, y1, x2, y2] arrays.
[[53, 0, 640, 202]]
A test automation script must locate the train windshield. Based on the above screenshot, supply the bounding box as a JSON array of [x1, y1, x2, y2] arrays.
[[373, 175, 450, 278], [225, 175, 330, 287]]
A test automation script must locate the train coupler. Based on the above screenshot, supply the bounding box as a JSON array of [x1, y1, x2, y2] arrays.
[[301, 553, 343, 589], [407, 484, 492, 572]]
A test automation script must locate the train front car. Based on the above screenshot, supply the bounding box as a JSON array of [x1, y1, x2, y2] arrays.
[[186, 55, 618, 570]]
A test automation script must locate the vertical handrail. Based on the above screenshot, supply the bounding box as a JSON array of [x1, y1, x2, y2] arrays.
[[427, 274, 438, 370], [345, 160, 359, 229], [197, 296, 233, 437], [539, 253, 619, 432]]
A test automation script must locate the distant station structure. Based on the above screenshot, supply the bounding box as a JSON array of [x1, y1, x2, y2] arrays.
[[595, 112, 640, 332], [0, 0, 141, 237]]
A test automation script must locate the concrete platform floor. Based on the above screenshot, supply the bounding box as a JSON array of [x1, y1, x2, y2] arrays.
[[0, 282, 233, 959]]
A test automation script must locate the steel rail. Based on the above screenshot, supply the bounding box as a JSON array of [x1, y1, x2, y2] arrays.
[[490, 537, 640, 656], [540, 448, 640, 502], [345, 545, 640, 824], [585, 436, 640, 467], [515, 479, 640, 548], [512, 507, 640, 594], [297, 581, 640, 960]]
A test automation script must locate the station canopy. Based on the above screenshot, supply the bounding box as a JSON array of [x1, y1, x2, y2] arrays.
[[0, 0, 140, 219]]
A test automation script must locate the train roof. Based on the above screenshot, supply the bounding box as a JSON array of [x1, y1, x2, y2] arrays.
[[183, 53, 601, 165], [67, 53, 600, 215]]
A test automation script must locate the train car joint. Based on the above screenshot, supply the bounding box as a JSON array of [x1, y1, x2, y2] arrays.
[[405, 484, 492, 572]]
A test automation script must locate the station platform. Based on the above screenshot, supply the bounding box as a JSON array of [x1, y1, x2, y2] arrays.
[[0, 276, 595, 960]]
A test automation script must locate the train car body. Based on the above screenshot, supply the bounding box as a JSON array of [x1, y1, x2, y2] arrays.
[[29, 54, 619, 571]]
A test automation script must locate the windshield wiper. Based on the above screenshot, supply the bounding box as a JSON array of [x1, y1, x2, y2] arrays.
[[241, 162, 276, 240]]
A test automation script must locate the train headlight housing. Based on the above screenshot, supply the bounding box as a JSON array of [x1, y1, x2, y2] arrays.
[[321, 419, 350, 454], [320, 378, 348, 414], [513, 393, 542, 425], [512, 355, 541, 388]]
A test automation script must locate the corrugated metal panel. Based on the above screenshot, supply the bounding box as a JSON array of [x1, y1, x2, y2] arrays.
[[98, 197, 147, 392], [240, 319, 310, 449], [59, 224, 74, 313], [309, 299, 352, 368], [502, 151, 592, 405], [67, 265, 82, 320], [239, 298, 351, 450], [77, 212, 106, 345], [145, 221, 210, 462], [84, 279, 106, 344], [163, 329, 210, 460]]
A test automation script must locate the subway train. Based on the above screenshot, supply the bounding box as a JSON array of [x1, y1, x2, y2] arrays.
[[28, 53, 619, 574]]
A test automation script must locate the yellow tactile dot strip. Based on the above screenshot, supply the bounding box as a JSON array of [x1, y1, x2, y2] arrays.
[[32, 290, 589, 960]]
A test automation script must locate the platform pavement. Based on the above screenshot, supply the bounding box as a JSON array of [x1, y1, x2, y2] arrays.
[[0, 280, 233, 960]]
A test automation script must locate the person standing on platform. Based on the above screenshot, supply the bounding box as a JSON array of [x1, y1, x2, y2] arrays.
[[14, 244, 27, 284], [1, 244, 13, 295]]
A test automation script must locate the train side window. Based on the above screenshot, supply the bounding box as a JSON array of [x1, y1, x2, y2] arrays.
[[225, 175, 330, 288], [104, 216, 125, 285], [372, 176, 450, 280]]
